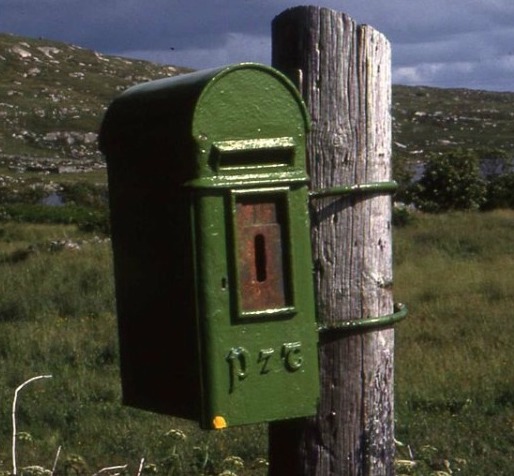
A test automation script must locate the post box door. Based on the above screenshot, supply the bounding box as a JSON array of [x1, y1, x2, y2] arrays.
[[234, 191, 293, 316]]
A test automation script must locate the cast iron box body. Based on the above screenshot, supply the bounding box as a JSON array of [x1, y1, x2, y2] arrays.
[[100, 63, 319, 429]]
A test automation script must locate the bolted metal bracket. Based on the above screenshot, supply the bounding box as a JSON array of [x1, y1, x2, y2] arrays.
[[317, 303, 408, 335]]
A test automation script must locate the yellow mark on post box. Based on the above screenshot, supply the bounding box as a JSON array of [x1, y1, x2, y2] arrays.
[[213, 416, 227, 430]]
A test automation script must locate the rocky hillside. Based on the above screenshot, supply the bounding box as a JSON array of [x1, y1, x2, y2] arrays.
[[1, 31, 513, 173], [0, 32, 191, 172], [392, 85, 514, 163]]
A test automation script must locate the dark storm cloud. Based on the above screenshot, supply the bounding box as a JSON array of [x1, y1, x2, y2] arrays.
[[1, 0, 276, 51], [2, 0, 514, 91]]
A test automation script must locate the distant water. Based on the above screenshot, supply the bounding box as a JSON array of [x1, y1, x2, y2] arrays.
[[41, 192, 64, 206]]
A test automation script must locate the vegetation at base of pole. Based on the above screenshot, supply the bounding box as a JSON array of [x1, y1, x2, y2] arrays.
[[0, 172, 512, 473]]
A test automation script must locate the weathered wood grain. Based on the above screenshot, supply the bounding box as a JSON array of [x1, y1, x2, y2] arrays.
[[270, 6, 394, 475]]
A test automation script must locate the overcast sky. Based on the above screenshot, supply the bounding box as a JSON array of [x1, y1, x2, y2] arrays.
[[2, 0, 514, 92]]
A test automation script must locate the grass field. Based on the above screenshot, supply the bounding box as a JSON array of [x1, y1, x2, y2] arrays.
[[394, 210, 514, 475], [0, 209, 512, 475]]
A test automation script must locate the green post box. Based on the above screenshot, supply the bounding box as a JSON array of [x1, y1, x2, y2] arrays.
[[99, 63, 319, 429]]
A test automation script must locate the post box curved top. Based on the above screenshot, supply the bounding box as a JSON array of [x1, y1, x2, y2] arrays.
[[100, 63, 310, 186]]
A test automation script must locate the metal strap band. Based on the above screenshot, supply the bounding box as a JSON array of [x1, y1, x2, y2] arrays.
[[309, 180, 398, 199], [317, 303, 407, 334]]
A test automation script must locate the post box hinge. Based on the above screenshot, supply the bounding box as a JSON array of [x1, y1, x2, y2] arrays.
[[309, 180, 397, 199], [317, 302, 407, 335]]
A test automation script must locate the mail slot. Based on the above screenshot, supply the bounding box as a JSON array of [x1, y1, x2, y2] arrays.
[[99, 63, 319, 429]]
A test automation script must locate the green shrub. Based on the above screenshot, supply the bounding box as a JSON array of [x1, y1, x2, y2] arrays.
[[0, 176, 51, 205], [483, 172, 514, 210], [392, 158, 415, 204], [410, 149, 486, 212], [59, 181, 108, 209], [0, 204, 110, 235], [392, 205, 416, 227]]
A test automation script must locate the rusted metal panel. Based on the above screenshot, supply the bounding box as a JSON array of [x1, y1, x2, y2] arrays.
[[236, 198, 288, 311]]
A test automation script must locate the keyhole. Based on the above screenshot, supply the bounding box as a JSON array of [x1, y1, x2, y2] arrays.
[[254, 234, 267, 282]]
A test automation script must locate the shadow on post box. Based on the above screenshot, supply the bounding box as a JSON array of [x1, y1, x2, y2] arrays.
[[99, 63, 320, 430]]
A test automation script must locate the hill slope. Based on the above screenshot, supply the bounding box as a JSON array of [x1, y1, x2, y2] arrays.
[[1, 32, 513, 170], [0, 32, 190, 167], [392, 85, 514, 161]]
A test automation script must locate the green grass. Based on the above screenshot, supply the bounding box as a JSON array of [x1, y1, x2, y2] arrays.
[[0, 221, 268, 475], [0, 240, 113, 322], [0, 210, 513, 475], [0, 312, 268, 474], [394, 210, 514, 475]]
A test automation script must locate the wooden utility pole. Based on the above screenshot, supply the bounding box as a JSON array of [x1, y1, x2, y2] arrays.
[[270, 6, 395, 475]]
